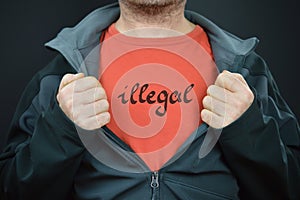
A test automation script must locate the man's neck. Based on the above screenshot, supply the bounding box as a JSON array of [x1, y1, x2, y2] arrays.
[[116, 1, 195, 38]]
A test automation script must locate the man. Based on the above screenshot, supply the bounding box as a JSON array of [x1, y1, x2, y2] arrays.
[[0, 0, 299, 199]]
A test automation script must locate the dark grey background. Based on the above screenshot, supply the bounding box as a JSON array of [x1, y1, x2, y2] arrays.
[[0, 0, 299, 150]]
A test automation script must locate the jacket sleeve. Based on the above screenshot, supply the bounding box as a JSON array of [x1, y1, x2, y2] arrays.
[[218, 53, 300, 200], [0, 55, 85, 200]]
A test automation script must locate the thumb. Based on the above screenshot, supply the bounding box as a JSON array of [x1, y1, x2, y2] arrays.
[[58, 73, 85, 91]]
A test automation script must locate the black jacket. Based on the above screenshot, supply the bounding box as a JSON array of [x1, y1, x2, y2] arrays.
[[1, 3, 299, 200]]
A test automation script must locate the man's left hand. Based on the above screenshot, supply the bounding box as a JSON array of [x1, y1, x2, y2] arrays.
[[201, 70, 254, 129]]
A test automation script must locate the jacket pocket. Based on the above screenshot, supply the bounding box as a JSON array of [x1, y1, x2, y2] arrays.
[[164, 177, 239, 200]]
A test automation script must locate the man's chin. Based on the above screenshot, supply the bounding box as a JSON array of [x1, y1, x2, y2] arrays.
[[120, 0, 184, 7], [120, 0, 185, 16]]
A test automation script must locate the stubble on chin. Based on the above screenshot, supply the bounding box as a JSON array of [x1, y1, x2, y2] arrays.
[[119, 0, 186, 16]]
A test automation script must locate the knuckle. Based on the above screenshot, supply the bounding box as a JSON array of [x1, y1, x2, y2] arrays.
[[229, 79, 236, 88], [200, 109, 206, 118], [96, 86, 105, 94], [245, 90, 254, 100], [235, 73, 243, 79], [96, 87, 107, 99], [218, 72, 226, 79], [216, 74, 224, 85], [202, 96, 210, 106], [99, 85, 106, 93], [56, 93, 61, 103], [65, 100, 73, 111], [101, 100, 109, 111], [87, 76, 99, 84], [219, 74, 230, 88], [207, 85, 214, 94], [97, 112, 110, 127], [105, 112, 111, 121], [221, 72, 229, 80], [201, 109, 210, 122], [57, 90, 64, 98]]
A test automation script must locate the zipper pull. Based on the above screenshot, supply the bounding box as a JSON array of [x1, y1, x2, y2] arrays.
[[151, 171, 159, 188]]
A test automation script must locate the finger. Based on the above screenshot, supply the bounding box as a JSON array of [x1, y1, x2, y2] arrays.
[[77, 112, 111, 130], [201, 109, 225, 129], [59, 73, 84, 91], [94, 99, 110, 115], [215, 71, 245, 92], [224, 70, 248, 86], [95, 112, 111, 127], [202, 95, 227, 117], [206, 85, 232, 103], [73, 87, 107, 105], [73, 99, 109, 120], [59, 76, 101, 100], [73, 76, 101, 92], [74, 99, 109, 119]]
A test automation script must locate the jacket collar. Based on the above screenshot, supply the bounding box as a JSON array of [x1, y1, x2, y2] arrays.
[[45, 2, 259, 73]]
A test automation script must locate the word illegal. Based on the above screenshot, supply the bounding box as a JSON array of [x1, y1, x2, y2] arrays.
[[117, 83, 195, 117]]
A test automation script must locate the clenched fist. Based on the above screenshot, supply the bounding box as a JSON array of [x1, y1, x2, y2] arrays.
[[201, 70, 254, 129], [57, 73, 110, 130]]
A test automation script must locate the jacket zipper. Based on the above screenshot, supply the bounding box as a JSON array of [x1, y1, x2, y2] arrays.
[[102, 124, 209, 200], [150, 171, 159, 200], [148, 124, 209, 200]]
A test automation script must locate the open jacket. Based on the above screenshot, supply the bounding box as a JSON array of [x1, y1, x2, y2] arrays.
[[1, 3, 299, 200]]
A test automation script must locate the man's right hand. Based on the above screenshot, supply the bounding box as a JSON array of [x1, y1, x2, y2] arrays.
[[57, 73, 110, 130]]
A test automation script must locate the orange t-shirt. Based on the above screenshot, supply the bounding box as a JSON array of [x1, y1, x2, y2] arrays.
[[99, 24, 218, 171]]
